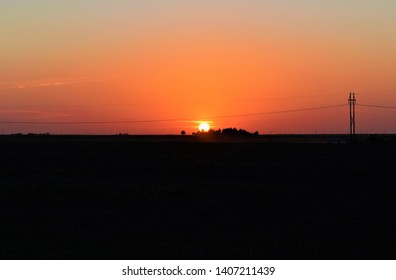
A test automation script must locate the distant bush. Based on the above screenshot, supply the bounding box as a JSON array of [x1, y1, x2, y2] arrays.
[[366, 134, 386, 143], [13, 133, 51, 137]]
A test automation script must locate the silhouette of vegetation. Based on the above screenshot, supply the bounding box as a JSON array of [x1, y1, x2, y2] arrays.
[[192, 127, 259, 137], [221, 128, 259, 137], [181, 130, 186, 135], [366, 134, 387, 143], [11, 133, 51, 137]]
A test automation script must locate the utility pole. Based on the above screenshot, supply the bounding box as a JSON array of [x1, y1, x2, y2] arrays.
[[348, 92, 356, 143]]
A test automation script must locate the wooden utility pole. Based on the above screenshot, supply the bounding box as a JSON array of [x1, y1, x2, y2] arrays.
[[348, 92, 356, 143]]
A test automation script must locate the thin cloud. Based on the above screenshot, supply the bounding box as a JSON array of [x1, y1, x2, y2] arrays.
[[0, 109, 69, 120], [190, 120, 214, 124], [0, 78, 107, 90]]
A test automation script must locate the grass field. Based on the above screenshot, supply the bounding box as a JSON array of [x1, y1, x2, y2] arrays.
[[1, 134, 396, 259]]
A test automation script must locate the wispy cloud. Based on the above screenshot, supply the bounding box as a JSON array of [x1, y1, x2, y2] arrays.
[[0, 78, 107, 90], [0, 109, 69, 120]]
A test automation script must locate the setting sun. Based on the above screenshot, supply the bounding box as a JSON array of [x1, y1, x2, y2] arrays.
[[198, 122, 210, 132]]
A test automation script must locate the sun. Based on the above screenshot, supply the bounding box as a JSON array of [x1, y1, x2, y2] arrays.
[[198, 122, 210, 132]]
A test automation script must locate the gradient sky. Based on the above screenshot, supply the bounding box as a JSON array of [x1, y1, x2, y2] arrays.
[[1, 0, 396, 134]]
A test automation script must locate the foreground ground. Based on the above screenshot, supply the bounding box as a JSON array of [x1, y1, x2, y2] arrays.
[[1, 135, 396, 259]]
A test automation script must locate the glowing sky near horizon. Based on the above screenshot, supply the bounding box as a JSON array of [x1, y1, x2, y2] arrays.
[[1, 0, 396, 134]]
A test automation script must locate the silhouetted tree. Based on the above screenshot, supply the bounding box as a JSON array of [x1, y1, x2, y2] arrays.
[[181, 130, 186, 135], [222, 127, 253, 136], [193, 127, 259, 137], [208, 129, 222, 136]]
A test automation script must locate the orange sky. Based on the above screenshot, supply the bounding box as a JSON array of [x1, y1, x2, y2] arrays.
[[1, 1, 396, 134]]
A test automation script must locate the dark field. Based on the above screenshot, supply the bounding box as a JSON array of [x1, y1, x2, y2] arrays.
[[1, 135, 396, 259]]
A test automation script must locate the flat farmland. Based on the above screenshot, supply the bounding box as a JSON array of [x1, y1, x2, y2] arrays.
[[1, 135, 396, 259]]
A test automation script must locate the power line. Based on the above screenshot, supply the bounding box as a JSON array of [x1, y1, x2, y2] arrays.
[[0, 104, 347, 125], [358, 104, 396, 109], [356, 93, 396, 96], [205, 104, 346, 119]]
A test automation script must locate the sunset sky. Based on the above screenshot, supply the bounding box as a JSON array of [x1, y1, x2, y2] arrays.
[[1, 0, 396, 134]]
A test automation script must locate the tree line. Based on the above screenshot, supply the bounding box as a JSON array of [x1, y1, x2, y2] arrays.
[[186, 128, 259, 136]]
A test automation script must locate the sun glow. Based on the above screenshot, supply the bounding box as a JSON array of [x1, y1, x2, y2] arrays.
[[198, 122, 210, 132]]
